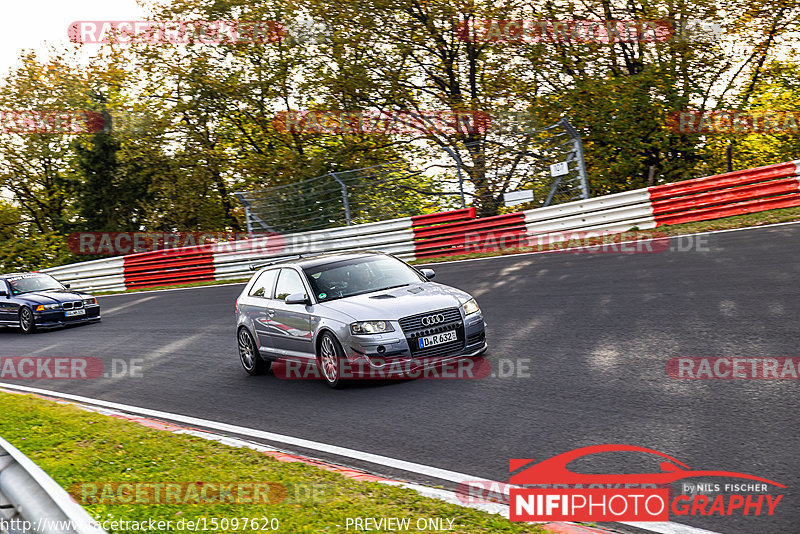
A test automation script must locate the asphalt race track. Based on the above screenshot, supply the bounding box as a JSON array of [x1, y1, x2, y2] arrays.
[[2, 223, 800, 534]]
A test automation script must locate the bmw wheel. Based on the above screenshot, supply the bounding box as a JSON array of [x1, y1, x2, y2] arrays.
[[238, 328, 269, 375], [19, 307, 36, 334], [318, 332, 344, 389]]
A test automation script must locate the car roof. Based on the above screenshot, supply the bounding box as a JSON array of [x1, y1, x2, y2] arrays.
[[256, 251, 390, 271]]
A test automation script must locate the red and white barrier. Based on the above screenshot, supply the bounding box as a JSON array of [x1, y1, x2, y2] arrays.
[[649, 160, 800, 225], [43, 160, 800, 292]]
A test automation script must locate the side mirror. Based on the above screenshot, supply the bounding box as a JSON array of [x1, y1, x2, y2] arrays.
[[420, 268, 435, 280], [0, 290, 7, 297], [63, 283, 71, 289], [285, 292, 310, 305]]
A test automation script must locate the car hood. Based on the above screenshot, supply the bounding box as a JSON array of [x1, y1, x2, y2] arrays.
[[15, 290, 90, 305], [316, 282, 471, 321]]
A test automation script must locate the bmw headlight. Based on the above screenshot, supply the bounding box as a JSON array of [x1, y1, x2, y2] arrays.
[[461, 298, 480, 316], [35, 303, 61, 312], [350, 321, 394, 335], [83, 297, 97, 305]]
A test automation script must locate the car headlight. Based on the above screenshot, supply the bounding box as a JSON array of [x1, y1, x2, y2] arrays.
[[350, 321, 395, 335], [35, 303, 61, 312], [83, 297, 97, 305], [461, 298, 480, 316]]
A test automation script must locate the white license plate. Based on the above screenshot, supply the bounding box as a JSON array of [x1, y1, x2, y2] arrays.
[[418, 330, 457, 349], [65, 309, 85, 317]]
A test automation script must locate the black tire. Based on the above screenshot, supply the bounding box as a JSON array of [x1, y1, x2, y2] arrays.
[[19, 307, 36, 334], [238, 328, 269, 375], [318, 332, 345, 389]]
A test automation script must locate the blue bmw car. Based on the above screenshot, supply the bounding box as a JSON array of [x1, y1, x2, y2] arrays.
[[0, 273, 101, 333]]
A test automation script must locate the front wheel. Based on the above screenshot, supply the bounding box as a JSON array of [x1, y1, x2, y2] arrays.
[[318, 332, 345, 389], [238, 328, 269, 375], [19, 307, 36, 334]]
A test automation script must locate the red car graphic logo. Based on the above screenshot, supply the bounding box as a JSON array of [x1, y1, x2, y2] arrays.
[[510, 444, 785, 487]]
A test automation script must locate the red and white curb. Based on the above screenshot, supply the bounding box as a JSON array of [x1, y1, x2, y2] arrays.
[[0, 384, 717, 534]]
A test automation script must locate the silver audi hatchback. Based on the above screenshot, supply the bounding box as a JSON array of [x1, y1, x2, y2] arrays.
[[235, 251, 487, 387]]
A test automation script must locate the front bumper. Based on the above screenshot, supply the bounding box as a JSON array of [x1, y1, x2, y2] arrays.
[[347, 311, 487, 375], [34, 305, 101, 329]]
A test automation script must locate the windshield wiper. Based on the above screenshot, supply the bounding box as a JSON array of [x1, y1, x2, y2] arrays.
[[316, 283, 411, 302], [376, 284, 410, 292]]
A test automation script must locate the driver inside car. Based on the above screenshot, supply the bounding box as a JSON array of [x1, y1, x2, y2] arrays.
[[347, 265, 374, 290]]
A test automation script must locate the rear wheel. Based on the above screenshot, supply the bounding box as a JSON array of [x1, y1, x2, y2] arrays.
[[238, 328, 269, 375], [19, 307, 36, 334], [318, 332, 344, 389]]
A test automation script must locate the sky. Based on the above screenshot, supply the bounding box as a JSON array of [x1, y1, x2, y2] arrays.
[[0, 0, 146, 76]]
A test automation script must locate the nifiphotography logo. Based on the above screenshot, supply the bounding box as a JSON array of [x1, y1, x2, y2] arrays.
[[509, 444, 784, 522]]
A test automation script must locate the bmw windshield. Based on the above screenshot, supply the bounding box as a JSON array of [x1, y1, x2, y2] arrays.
[[303, 256, 426, 302], [7, 274, 65, 295]]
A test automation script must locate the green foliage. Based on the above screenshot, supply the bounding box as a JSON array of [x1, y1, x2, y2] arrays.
[[701, 61, 800, 174], [0, 201, 75, 271], [0, 0, 799, 269], [73, 99, 154, 232]]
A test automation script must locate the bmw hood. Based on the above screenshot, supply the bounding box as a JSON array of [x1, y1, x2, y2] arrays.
[[316, 282, 472, 321], [16, 291, 89, 305]]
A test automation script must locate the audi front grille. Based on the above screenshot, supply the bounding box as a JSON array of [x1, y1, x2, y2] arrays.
[[398, 307, 465, 357]]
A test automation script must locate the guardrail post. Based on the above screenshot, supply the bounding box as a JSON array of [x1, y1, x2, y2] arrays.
[[329, 172, 352, 226], [441, 146, 467, 209], [558, 118, 590, 200]]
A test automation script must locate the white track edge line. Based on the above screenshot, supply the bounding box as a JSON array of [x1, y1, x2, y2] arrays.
[[0, 383, 721, 534], [0, 382, 485, 485]]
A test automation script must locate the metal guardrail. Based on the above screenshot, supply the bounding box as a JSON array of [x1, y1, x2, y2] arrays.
[[211, 217, 417, 282], [524, 189, 656, 237], [0, 436, 106, 534], [649, 160, 800, 226], [42, 257, 126, 293], [39, 160, 800, 292]]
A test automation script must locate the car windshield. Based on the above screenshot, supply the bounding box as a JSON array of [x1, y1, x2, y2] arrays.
[[7, 274, 65, 295], [303, 256, 425, 302]]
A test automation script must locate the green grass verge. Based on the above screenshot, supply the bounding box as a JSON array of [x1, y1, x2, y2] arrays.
[[0, 392, 546, 534], [410, 205, 800, 265]]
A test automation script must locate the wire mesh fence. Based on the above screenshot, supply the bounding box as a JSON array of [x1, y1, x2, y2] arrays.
[[234, 117, 589, 233], [447, 117, 589, 210], [234, 162, 463, 234]]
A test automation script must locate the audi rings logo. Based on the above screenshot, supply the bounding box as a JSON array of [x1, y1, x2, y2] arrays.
[[421, 313, 446, 326]]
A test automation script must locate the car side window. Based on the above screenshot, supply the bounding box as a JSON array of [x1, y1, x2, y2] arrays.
[[249, 269, 279, 298], [275, 269, 306, 301]]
